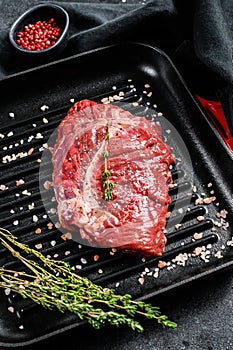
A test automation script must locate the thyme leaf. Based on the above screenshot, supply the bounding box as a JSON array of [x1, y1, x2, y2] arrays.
[[104, 188, 113, 202], [102, 151, 110, 158], [102, 170, 111, 179]]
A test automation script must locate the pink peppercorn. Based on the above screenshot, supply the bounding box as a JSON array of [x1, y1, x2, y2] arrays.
[[16, 18, 62, 51]]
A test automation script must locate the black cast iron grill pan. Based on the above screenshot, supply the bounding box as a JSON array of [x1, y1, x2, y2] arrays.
[[0, 42, 232, 346]]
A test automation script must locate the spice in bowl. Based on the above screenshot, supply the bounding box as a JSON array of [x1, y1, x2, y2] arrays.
[[9, 4, 69, 60], [16, 18, 62, 51]]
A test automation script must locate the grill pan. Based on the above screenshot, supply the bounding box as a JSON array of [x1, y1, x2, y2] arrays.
[[0, 42, 232, 346]]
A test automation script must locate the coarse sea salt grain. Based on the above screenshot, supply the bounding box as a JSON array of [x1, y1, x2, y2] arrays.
[[4, 288, 11, 296], [40, 105, 49, 111], [35, 133, 43, 139], [8, 306, 14, 313], [32, 215, 38, 223], [47, 222, 53, 229], [28, 135, 34, 142], [22, 189, 31, 196]]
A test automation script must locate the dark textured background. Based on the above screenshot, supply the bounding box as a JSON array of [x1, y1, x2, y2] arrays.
[[0, 1, 232, 349]]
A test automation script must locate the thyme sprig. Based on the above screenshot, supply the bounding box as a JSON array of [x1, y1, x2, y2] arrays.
[[102, 122, 115, 202], [0, 228, 177, 332]]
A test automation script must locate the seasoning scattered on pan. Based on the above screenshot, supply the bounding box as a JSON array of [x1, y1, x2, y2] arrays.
[[0, 76, 232, 338]]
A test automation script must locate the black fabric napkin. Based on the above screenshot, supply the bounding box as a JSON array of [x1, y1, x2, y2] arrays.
[[0, 0, 232, 133]]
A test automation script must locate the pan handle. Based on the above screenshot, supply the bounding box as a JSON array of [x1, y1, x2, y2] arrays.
[[196, 95, 233, 153]]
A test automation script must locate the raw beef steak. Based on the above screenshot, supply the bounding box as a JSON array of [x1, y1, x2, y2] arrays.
[[51, 100, 175, 256]]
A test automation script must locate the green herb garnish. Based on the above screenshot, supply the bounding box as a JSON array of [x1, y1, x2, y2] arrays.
[[102, 122, 115, 202], [0, 228, 177, 332]]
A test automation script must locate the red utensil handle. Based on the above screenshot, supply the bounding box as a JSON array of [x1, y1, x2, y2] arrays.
[[196, 95, 233, 153]]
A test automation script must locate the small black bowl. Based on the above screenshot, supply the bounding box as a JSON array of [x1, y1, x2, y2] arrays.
[[9, 3, 69, 63]]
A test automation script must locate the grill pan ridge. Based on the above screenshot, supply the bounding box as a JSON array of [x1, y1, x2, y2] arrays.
[[0, 42, 232, 346]]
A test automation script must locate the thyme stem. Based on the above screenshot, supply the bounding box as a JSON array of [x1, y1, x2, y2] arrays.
[[102, 122, 115, 202]]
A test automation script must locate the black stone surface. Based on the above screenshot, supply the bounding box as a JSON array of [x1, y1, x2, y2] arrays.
[[0, 1, 232, 349]]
